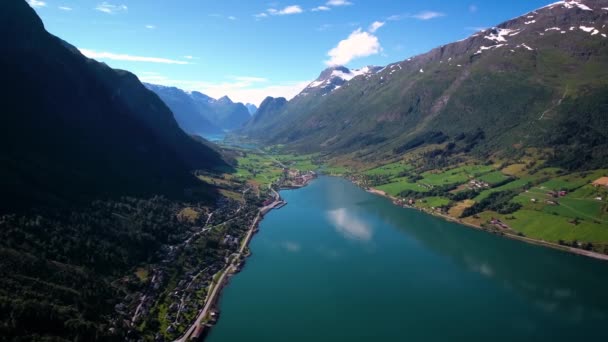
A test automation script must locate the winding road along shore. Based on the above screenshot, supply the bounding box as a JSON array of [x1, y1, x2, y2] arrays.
[[174, 188, 285, 342]]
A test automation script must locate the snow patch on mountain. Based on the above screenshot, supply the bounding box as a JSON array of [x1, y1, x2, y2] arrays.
[[579, 25, 601, 35], [475, 44, 506, 55], [305, 66, 382, 94], [484, 28, 519, 42], [544, 1, 593, 11]]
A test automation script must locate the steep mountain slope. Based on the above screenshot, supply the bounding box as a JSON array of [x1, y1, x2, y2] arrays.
[[0, 2, 228, 213], [242, 96, 288, 131], [243, 0, 608, 169], [246, 103, 258, 115], [241, 65, 381, 137], [0, 1, 233, 340], [144, 83, 222, 134], [207, 95, 252, 130], [147, 85, 251, 131]]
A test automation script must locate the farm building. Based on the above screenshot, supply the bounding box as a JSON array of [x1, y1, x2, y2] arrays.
[[592, 177, 608, 188]]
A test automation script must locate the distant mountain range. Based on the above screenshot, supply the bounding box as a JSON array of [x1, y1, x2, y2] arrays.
[[242, 0, 608, 170], [1, 0, 228, 212], [245, 103, 258, 115], [145, 84, 251, 133]]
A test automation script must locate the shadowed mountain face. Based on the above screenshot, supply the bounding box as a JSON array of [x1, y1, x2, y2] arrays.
[[242, 0, 608, 169], [0, 0, 229, 212], [146, 84, 252, 132]]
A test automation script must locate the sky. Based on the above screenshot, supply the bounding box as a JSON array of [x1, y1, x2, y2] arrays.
[[28, 0, 558, 106]]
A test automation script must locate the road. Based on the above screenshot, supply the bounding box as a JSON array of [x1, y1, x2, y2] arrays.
[[173, 191, 280, 342]]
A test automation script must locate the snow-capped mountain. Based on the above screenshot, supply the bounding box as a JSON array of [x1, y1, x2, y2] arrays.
[[299, 65, 383, 96]]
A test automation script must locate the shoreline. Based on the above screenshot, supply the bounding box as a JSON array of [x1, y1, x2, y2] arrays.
[[186, 176, 317, 341], [182, 173, 605, 340], [361, 184, 608, 262]]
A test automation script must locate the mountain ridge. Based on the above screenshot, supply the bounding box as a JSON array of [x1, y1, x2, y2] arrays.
[[241, 0, 608, 170], [146, 83, 251, 132], [1, 0, 228, 212]]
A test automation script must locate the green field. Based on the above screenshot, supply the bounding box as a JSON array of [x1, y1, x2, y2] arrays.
[[376, 178, 430, 196], [364, 162, 413, 177], [474, 178, 534, 201], [538, 169, 608, 191], [275, 154, 319, 171], [234, 153, 283, 185], [542, 198, 607, 223], [478, 171, 510, 185], [420, 165, 495, 187], [508, 210, 608, 244], [323, 165, 350, 175], [417, 197, 451, 209]]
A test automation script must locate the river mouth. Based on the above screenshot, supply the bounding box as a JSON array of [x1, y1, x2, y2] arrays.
[[207, 176, 608, 341]]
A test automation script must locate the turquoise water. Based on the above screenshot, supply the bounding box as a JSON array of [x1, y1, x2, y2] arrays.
[[207, 176, 608, 341], [201, 133, 226, 143]]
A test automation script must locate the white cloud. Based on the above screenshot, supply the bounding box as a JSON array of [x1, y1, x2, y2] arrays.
[[369, 21, 385, 33], [27, 0, 46, 8], [145, 25, 156, 29], [388, 11, 446, 21], [183, 55, 197, 60], [254, 12, 268, 19], [412, 11, 445, 20], [95, 2, 128, 14], [387, 14, 404, 21], [312, 0, 351, 12], [58, 6, 72, 11], [79, 48, 190, 65], [325, 28, 381, 66], [327, 0, 352, 6], [137, 73, 310, 106], [228, 16, 237, 20], [268, 5, 304, 15]]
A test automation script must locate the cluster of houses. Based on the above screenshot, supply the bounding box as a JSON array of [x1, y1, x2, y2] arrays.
[[490, 218, 510, 229], [394, 198, 416, 207], [283, 169, 317, 187], [548, 190, 568, 198], [162, 263, 224, 336], [469, 179, 490, 190], [222, 234, 240, 247]]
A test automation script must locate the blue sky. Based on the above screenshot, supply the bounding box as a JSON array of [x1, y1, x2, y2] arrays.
[[29, 0, 557, 105]]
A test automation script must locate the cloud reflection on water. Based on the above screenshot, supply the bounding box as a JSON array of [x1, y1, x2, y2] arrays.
[[327, 208, 373, 241]]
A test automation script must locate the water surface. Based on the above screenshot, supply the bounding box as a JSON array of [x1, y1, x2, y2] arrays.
[[207, 176, 608, 341]]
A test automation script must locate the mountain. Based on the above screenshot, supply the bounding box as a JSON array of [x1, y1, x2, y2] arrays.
[[0, 2, 233, 339], [144, 83, 222, 134], [206, 95, 252, 130], [301, 65, 383, 96], [242, 0, 608, 169], [246, 103, 258, 115], [0, 2, 228, 213], [243, 96, 288, 130], [146, 85, 251, 131], [240, 65, 381, 138]]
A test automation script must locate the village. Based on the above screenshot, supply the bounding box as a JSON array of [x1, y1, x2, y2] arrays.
[[119, 159, 319, 341]]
